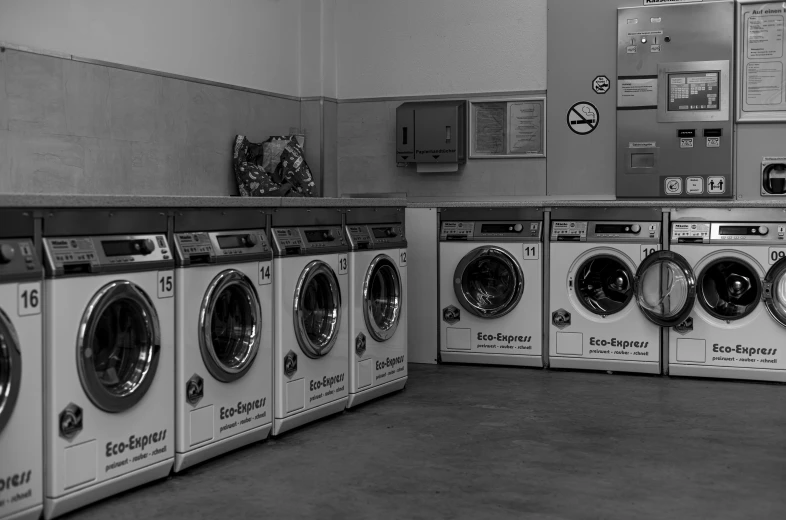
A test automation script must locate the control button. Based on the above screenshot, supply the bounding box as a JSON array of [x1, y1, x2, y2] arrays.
[[139, 239, 155, 255], [513, 224, 523, 233], [630, 224, 641, 234], [759, 226, 769, 235], [0, 244, 15, 264], [641, 37, 647, 44]]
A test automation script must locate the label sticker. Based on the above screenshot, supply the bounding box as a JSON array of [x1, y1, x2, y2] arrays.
[[618, 78, 657, 108], [338, 254, 348, 275], [17, 282, 41, 317], [643, 0, 703, 4], [651, 45, 661, 53], [592, 75, 611, 94], [707, 177, 726, 194], [522, 244, 540, 261], [680, 138, 694, 148], [258, 261, 272, 285], [157, 271, 174, 299], [769, 247, 786, 265], [706, 137, 721, 148], [626, 46, 638, 54], [665, 178, 683, 195], [641, 245, 660, 261], [399, 249, 408, 267], [686, 177, 704, 194], [629, 141, 657, 148], [566, 102, 599, 136], [627, 30, 664, 37]]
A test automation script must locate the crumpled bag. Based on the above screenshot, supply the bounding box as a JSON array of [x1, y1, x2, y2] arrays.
[[274, 139, 316, 197], [232, 135, 307, 197]]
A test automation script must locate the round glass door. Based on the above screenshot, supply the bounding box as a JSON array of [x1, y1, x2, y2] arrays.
[[634, 251, 696, 326], [77, 281, 161, 413], [453, 247, 524, 319], [0, 308, 21, 433], [764, 257, 786, 327], [363, 254, 402, 342], [697, 257, 762, 321], [199, 270, 262, 382], [294, 260, 342, 358], [574, 254, 634, 316]]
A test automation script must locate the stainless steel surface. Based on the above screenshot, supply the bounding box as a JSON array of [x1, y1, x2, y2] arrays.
[[551, 221, 661, 243], [405, 208, 439, 364], [293, 260, 342, 359], [736, 125, 786, 200], [453, 246, 525, 319], [670, 221, 786, 244], [77, 280, 161, 413], [440, 221, 542, 242], [362, 254, 402, 342], [271, 226, 348, 257], [44, 234, 173, 276], [174, 229, 272, 266], [0, 307, 21, 434], [199, 270, 262, 382]]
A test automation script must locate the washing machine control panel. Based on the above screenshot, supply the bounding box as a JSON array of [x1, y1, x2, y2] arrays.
[[441, 221, 541, 241], [272, 226, 348, 256], [173, 229, 271, 266], [44, 234, 173, 276], [0, 238, 39, 282], [368, 224, 406, 248], [671, 222, 786, 244], [552, 221, 660, 243]]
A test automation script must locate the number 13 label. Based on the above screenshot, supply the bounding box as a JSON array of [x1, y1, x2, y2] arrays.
[[157, 271, 174, 299], [18, 282, 41, 316], [769, 247, 786, 265], [338, 254, 348, 275]]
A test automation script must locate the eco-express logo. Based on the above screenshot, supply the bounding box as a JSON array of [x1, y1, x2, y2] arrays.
[[376, 355, 405, 371], [713, 344, 777, 356], [477, 333, 533, 344], [309, 373, 345, 392], [0, 471, 32, 492], [589, 337, 649, 349], [220, 397, 267, 420], [105, 429, 168, 458]]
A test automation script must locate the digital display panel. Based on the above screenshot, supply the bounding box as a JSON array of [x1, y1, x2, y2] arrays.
[[480, 224, 516, 234], [217, 235, 245, 249], [304, 230, 333, 242], [719, 226, 755, 236], [668, 72, 720, 112], [102, 240, 140, 257], [372, 227, 394, 238], [595, 224, 631, 234]]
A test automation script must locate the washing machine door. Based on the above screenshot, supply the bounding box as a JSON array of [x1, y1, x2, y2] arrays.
[[764, 257, 786, 327], [363, 254, 402, 342], [574, 253, 635, 317], [634, 250, 696, 327], [0, 308, 21, 433], [77, 280, 161, 413], [294, 260, 342, 359], [199, 269, 262, 382], [696, 255, 762, 321], [454, 246, 524, 319]]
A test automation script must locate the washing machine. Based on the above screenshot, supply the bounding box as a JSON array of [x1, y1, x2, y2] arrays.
[[271, 208, 349, 435], [439, 208, 544, 367], [0, 210, 42, 520], [665, 209, 786, 383], [171, 209, 273, 472], [549, 208, 676, 374], [42, 210, 174, 519], [345, 208, 407, 408]]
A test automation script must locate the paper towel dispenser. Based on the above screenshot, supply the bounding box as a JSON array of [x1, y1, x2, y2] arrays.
[[396, 101, 466, 167]]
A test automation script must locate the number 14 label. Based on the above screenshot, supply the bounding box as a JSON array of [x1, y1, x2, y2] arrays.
[[258, 262, 272, 285]]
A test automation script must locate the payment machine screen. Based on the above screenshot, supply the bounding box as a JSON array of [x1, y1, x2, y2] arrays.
[[667, 72, 720, 112]]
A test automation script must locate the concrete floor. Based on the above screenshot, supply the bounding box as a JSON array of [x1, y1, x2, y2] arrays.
[[68, 365, 786, 520]]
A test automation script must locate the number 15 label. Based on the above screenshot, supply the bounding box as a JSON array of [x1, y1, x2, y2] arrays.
[[157, 271, 174, 299]]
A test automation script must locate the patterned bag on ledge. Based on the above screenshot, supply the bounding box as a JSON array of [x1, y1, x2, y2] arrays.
[[233, 135, 310, 197]]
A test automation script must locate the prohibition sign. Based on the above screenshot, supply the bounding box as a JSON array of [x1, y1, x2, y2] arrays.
[[567, 102, 599, 136]]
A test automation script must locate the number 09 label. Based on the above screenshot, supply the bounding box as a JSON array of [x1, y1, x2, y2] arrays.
[[769, 247, 786, 265]]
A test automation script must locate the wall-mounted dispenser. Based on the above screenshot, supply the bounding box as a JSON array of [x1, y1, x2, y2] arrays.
[[762, 158, 786, 196], [396, 100, 466, 173]]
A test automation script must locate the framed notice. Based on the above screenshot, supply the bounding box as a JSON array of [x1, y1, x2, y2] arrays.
[[469, 98, 546, 158], [737, 1, 786, 122]]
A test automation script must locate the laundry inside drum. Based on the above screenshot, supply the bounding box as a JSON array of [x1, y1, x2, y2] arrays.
[[462, 255, 518, 312], [93, 298, 151, 395], [576, 255, 633, 315], [698, 259, 760, 320]]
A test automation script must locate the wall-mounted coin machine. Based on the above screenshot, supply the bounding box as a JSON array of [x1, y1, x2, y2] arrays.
[[616, 0, 734, 199]]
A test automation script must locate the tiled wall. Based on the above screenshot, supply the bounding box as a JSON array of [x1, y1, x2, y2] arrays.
[[0, 49, 303, 196]]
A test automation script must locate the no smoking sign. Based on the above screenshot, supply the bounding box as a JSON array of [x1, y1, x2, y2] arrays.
[[567, 102, 599, 136], [592, 75, 610, 94]]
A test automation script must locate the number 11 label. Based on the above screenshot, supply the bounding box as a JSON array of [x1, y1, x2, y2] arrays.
[[18, 282, 41, 317], [522, 244, 540, 260]]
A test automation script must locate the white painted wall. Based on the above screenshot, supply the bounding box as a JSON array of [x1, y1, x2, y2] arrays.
[[0, 0, 302, 96], [333, 0, 547, 99]]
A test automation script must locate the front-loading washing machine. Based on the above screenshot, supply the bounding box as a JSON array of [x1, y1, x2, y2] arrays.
[[549, 208, 676, 374], [0, 210, 43, 520], [271, 208, 349, 435], [172, 209, 273, 472], [42, 210, 175, 519], [666, 210, 786, 383], [439, 208, 544, 367], [345, 208, 407, 408]]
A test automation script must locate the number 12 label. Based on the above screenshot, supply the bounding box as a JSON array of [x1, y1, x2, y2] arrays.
[[399, 250, 407, 267], [18, 282, 41, 316], [157, 271, 174, 299], [258, 261, 272, 285], [769, 247, 786, 265], [338, 254, 348, 275]]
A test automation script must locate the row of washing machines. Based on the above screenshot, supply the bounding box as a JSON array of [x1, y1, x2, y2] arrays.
[[439, 207, 786, 383], [0, 207, 408, 520]]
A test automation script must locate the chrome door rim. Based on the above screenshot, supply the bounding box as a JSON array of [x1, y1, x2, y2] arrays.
[[363, 254, 402, 342], [633, 250, 696, 327], [0, 308, 21, 433], [453, 246, 524, 319], [293, 260, 342, 359], [764, 256, 786, 328], [77, 280, 160, 413], [199, 269, 262, 382]]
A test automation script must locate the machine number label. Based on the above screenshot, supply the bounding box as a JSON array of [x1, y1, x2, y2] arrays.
[[769, 248, 786, 265], [641, 245, 660, 261], [157, 271, 174, 299], [399, 250, 408, 267], [680, 138, 694, 148], [258, 261, 272, 285], [522, 244, 540, 260], [17, 282, 41, 316], [338, 254, 348, 275], [706, 137, 720, 148]]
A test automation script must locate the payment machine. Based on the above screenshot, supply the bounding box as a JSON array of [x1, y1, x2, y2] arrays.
[[616, 1, 734, 199]]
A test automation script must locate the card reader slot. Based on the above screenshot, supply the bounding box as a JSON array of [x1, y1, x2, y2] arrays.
[[285, 246, 302, 255], [63, 263, 93, 274], [677, 238, 704, 243], [556, 236, 581, 242], [189, 253, 212, 265]]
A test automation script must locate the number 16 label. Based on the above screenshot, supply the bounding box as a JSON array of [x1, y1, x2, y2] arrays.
[[18, 282, 41, 316], [338, 254, 348, 275], [157, 271, 174, 299], [769, 247, 786, 265]]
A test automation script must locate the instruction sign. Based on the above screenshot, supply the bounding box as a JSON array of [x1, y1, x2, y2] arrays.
[[593, 76, 611, 94], [618, 78, 658, 108], [567, 102, 599, 135], [741, 2, 786, 118]]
